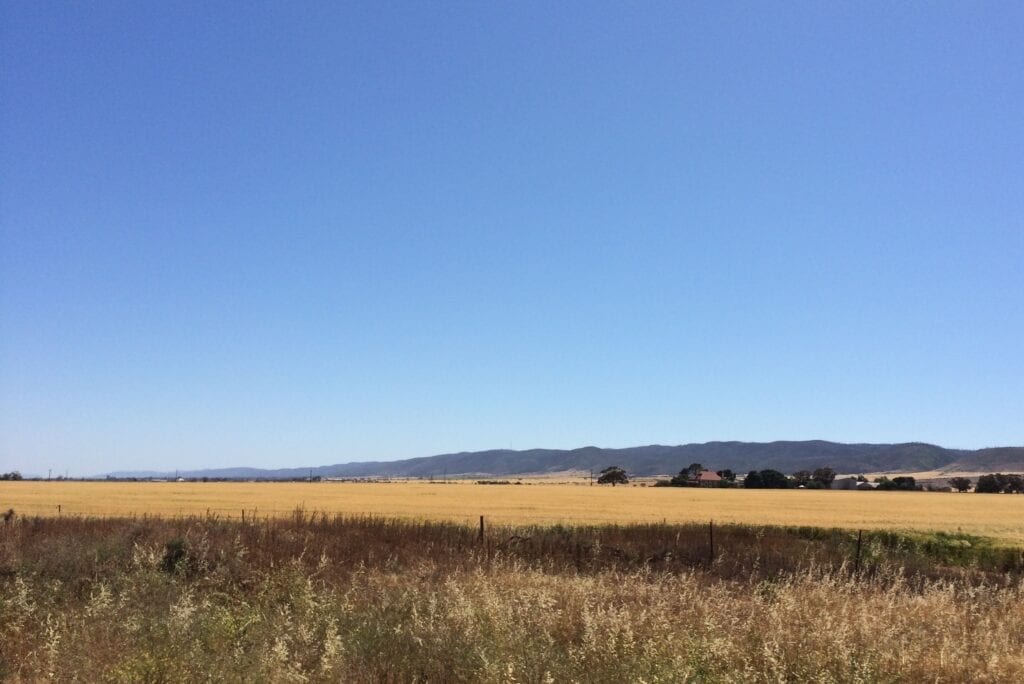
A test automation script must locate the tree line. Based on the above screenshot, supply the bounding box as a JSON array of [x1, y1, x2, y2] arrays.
[[948, 473, 1024, 493], [598, 466, 1024, 493], [744, 467, 836, 489], [599, 465, 840, 489]]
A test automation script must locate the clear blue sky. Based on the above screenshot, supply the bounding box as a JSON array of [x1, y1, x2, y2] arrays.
[[2, 2, 1022, 475]]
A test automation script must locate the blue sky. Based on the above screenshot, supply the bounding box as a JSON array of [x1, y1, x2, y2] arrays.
[[2, 2, 1022, 475]]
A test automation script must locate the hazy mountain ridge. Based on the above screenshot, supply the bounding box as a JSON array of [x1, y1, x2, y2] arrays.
[[105, 440, 1024, 480], [946, 448, 1024, 473]]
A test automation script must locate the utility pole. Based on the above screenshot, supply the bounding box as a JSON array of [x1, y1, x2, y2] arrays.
[[589, 468, 593, 486], [48, 469, 52, 481]]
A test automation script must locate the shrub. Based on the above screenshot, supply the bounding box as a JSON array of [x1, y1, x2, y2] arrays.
[[160, 538, 188, 574]]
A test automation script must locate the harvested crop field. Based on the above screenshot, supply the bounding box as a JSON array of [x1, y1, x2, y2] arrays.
[[3, 481, 1023, 544]]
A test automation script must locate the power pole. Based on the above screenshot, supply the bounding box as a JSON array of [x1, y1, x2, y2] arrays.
[[589, 468, 593, 486]]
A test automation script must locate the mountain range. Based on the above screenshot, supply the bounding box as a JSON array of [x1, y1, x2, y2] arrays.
[[105, 440, 1024, 480]]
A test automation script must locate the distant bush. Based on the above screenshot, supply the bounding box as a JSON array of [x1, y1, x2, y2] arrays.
[[744, 469, 791, 489]]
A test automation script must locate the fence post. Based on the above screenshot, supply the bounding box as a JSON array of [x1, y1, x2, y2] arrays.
[[479, 515, 485, 544], [708, 520, 715, 564], [854, 529, 863, 574]]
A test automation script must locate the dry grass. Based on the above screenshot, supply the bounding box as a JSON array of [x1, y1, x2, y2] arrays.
[[2, 515, 1022, 682], [4, 480, 1024, 543]]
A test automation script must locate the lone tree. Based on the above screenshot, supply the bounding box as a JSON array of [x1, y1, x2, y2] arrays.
[[948, 477, 972, 492], [597, 466, 629, 487]]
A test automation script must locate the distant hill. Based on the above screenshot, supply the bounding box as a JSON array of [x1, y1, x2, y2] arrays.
[[104, 440, 1024, 480], [945, 447, 1024, 473]]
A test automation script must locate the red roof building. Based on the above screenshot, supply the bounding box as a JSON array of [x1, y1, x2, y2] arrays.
[[696, 470, 722, 487]]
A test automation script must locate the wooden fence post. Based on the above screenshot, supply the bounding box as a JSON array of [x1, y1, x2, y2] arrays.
[[708, 520, 715, 564], [854, 529, 863, 574], [479, 515, 485, 544]]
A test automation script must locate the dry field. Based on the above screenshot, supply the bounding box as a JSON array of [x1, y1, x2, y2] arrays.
[[3, 480, 1023, 543]]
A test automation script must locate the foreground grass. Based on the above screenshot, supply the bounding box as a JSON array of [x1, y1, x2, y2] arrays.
[[5, 480, 1024, 543], [2, 515, 1023, 682]]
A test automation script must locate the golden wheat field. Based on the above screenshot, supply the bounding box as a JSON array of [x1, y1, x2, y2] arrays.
[[3, 480, 1023, 543]]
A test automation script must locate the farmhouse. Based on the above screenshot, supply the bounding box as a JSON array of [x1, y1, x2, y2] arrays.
[[696, 470, 722, 487]]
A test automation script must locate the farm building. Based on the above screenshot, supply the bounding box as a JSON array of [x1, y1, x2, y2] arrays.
[[696, 470, 722, 487]]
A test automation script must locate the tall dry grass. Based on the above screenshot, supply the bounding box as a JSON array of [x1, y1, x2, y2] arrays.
[[2, 514, 1022, 682]]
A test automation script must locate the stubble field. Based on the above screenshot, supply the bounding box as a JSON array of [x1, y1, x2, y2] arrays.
[[3, 480, 1023, 543]]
